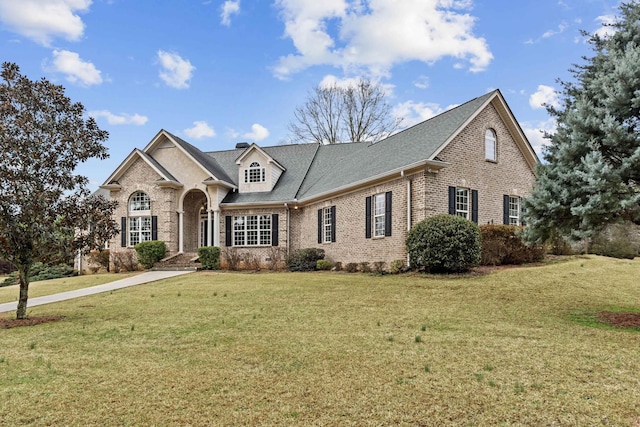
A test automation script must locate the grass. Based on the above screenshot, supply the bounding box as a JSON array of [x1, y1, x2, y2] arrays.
[[0, 272, 138, 304], [1, 256, 640, 425]]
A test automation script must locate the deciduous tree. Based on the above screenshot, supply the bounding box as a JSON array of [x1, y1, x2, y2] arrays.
[[0, 62, 118, 319], [524, 1, 640, 243], [289, 79, 401, 144]]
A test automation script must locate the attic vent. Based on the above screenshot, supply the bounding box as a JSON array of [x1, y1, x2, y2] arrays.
[[236, 142, 250, 149]]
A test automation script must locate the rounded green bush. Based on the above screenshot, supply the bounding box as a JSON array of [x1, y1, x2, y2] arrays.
[[134, 241, 166, 269], [406, 214, 481, 273]]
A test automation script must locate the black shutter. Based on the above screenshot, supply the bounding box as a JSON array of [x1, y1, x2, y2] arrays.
[[121, 217, 127, 247], [471, 191, 478, 224], [503, 195, 510, 225], [448, 186, 456, 215], [225, 216, 232, 246], [365, 196, 372, 238], [330, 205, 336, 242], [318, 209, 323, 243], [272, 214, 279, 246], [151, 216, 158, 240], [385, 191, 392, 236]]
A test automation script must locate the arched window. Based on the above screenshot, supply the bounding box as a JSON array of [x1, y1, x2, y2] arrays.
[[245, 161, 266, 183], [127, 191, 152, 246], [485, 129, 497, 161]]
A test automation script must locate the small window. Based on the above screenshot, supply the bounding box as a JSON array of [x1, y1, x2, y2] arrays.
[[455, 188, 469, 219], [245, 162, 266, 183], [485, 129, 497, 161], [509, 196, 521, 226]]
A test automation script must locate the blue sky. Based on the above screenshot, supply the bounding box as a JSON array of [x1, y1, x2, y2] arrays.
[[0, 0, 622, 190]]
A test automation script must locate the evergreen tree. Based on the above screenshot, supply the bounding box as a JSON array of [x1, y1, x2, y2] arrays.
[[524, 1, 640, 243]]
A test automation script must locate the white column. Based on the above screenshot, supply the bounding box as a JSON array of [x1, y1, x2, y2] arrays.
[[178, 211, 184, 253], [213, 210, 220, 246], [207, 209, 212, 246]]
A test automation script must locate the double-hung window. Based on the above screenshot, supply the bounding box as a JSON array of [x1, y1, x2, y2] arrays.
[[323, 207, 332, 243], [127, 191, 152, 246], [508, 196, 521, 226], [455, 188, 470, 219], [373, 194, 386, 238], [233, 215, 271, 246]]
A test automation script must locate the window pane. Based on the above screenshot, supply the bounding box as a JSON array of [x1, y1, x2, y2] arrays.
[[509, 196, 520, 226], [129, 191, 150, 211], [456, 188, 469, 218], [485, 129, 496, 161], [373, 194, 385, 237], [323, 207, 332, 243]]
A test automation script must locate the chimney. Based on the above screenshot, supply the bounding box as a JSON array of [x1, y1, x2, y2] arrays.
[[235, 142, 250, 149]]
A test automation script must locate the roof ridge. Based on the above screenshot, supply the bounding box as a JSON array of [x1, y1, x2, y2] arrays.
[[293, 143, 321, 200]]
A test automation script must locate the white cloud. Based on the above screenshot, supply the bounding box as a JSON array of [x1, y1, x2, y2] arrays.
[[529, 85, 559, 110], [0, 0, 91, 46], [157, 50, 195, 89], [50, 49, 102, 86], [184, 121, 216, 139], [393, 100, 444, 128], [522, 118, 556, 158], [243, 123, 270, 141], [273, 0, 492, 79], [413, 75, 429, 90], [221, 0, 240, 26], [594, 14, 617, 38], [89, 110, 148, 126], [542, 21, 568, 38]]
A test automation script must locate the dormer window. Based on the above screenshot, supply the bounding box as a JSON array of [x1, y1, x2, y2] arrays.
[[244, 162, 266, 183]]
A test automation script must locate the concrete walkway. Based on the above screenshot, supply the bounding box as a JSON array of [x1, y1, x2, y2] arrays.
[[0, 270, 195, 314]]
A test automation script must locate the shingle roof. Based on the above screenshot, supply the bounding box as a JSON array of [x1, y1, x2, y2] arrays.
[[137, 149, 179, 182], [151, 90, 529, 206], [164, 130, 235, 185]]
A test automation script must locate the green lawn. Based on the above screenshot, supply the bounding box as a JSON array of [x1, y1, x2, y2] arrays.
[[1, 256, 639, 425]]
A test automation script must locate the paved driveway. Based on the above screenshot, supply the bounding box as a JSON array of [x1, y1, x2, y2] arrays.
[[0, 270, 195, 314]]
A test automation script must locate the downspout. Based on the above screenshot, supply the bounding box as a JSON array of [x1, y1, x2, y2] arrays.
[[402, 170, 411, 267], [284, 203, 290, 257]]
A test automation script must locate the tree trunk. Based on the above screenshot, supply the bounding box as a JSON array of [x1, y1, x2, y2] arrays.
[[16, 264, 31, 319]]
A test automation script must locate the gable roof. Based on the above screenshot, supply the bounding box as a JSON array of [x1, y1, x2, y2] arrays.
[[101, 148, 181, 189], [235, 143, 286, 172]]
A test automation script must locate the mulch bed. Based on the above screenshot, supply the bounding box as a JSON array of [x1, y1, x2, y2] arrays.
[[597, 311, 640, 329], [0, 315, 64, 329]]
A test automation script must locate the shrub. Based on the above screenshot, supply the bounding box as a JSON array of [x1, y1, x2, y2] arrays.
[[590, 223, 639, 259], [359, 262, 371, 273], [372, 261, 386, 274], [389, 259, 406, 274], [286, 248, 325, 272], [111, 250, 139, 273], [198, 246, 220, 270], [134, 241, 166, 269], [2, 262, 74, 287], [88, 250, 110, 273], [345, 262, 358, 273], [480, 225, 545, 266], [242, 253, 261, 271], [406, 214, 481, 273], [222, 247, 242, 270], [547, 229, 573, 255], [333, 261, 342, 271], [316, 259, 333, 270], [266, 247, 286, 271]]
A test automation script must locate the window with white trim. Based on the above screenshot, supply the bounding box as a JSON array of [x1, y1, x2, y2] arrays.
[[485, 129, 497, 161], [455, 188, 469, 219], [509, 196, 521, 226], [128, 191, 151, 246], [373, 193, 386, 238], [244, 162, 266, 183], [233, 215, 271, 246], [323, 207, 332, 243]]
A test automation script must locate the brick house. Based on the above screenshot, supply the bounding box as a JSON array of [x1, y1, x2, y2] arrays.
[[101, 89, 538, 267]]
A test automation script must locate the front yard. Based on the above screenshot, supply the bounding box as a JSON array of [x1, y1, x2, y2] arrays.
[[1, 256, 639, 425]]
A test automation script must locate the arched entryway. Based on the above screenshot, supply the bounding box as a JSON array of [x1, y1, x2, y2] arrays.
[[182, 190, 209, 253]]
